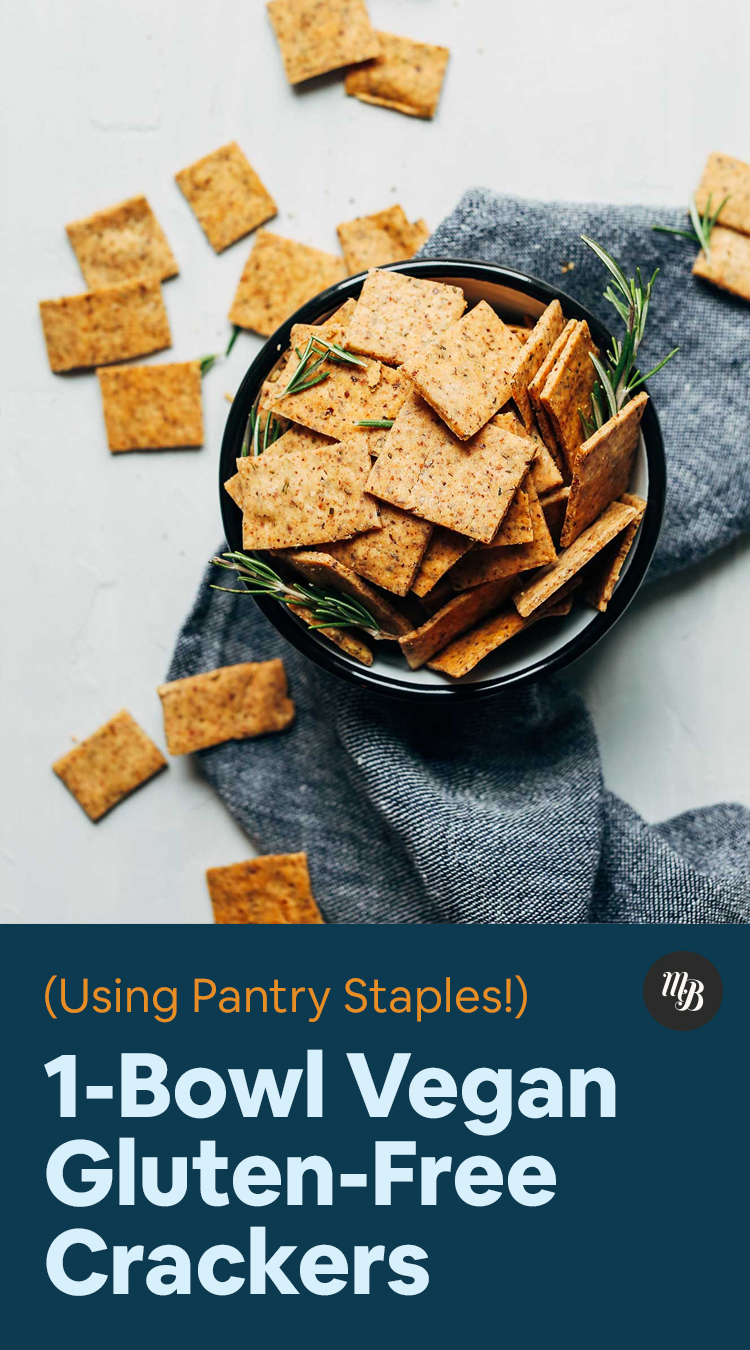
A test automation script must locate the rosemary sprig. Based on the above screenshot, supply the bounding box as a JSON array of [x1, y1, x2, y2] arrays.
[[354, 418, 394, 429], [240, 407, 285, 457], [278, 335, 365, 397], [652, 192, 730, 259], [578, 236, 679, 437], [210, 552, 381, 633]]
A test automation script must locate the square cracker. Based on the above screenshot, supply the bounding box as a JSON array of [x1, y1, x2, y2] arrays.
[[489, 487, 533, 546], [238, 434, 379, 549], [692, 226, 750, 302], [158, 660, 294, 755], [493, 411, 563, 495], [346, 269, 466, 366], [207, 853, 323, 924], [694, 152, 750, 236], [398, 578, 516, 669], [176, 142, 277, 253], [427, 597, 572, 678], [539, 484, 571, 545], [277, 549, 413, 634], [225, 426, 336, 502], [337, 205, 428, 274], [328, 503, 432, 596], [97, 361, 203, 451], [39, 278, 171, 373], [584, 493, 646, 612], [510, 299, 565, 428], [344, 30, 450, 119], [411, 526, 473, 597], [450, 480, 557, 589], [289, 603, 374, 666], [66, 195, 178, 288], [267, 0, 380, 84], [559, 392, 647, 547], [229, 231, 346, 336], [528, 319, 576, 448], [53, 710, 166, 821], [403, 300, 521, 439], [514, 498, 639, 617], [537, 320, 599, 468]]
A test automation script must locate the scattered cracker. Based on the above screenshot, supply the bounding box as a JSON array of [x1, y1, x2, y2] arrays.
[[66, 195, 178, 288], [277, 549, 413, 634], [694, 152, 750, 236], [345, 30, 449, 119], [537, 320, 599, 469], [97, 361, 203, 451], [52, 710, 166, 821], [229, 231, 345, 336], [489, 487, 533, 546], [337, 205, 428, 274], [539, 484, 571, 545], [560, 392, 647, 547], [346, 269, 465, 366], [403, 300, 521, 439], [510, 300, 565, 428], [207, 853, 323, 924], [267, 0, 380, 84], [39, 278, 171, 373], [398, 578, 516, 669], [238, 434, 379, 549], [158, 660, 294, 755], [176, 142, 276, 253], [583, 493, 646, 611], [411, 526, 473, 596], [450, 480, 557, 588], [289, 603, 374, 665], [513, 498, 639, 617], [328, 503, 432, 595], [692, 225, 750, 302]]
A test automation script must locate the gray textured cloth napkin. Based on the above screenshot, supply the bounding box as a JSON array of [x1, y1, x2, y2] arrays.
[[169, 190, 750, 924]]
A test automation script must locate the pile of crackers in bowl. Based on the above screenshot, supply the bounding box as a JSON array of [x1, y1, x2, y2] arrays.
[[225, 268, 650, 679]]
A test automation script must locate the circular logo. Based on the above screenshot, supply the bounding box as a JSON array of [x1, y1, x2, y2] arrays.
[[643, 951, 723, 1029]]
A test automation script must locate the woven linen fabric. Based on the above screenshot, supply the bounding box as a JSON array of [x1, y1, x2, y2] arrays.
[[169, 191, 750, 924]]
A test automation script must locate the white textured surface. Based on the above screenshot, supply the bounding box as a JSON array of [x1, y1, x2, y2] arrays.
[[0, 0, 748, 924]]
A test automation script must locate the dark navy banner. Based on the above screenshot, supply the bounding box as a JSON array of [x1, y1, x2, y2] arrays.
[[2, 925, 746, 1347]]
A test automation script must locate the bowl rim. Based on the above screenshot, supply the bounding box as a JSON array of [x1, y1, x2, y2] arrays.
[[220, 258, 666, 701]]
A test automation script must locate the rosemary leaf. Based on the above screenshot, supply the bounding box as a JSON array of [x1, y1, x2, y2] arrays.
[[211, 552, 382, 634], [354, 418, 395, 429]]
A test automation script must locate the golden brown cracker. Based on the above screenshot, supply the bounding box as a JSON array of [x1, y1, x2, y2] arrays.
[[398, 578, 516, 669], [328, 503, 432, 596], [229, 231, 346, 336], [224, 472, 243, 507], [277, 549, 412, 634], [411, 526, 473, 596], [363, 389, 435, 509], [264, 326, 411, 437], [207, 853, 323, 924], [97, 361, 203, 451], [289, 603, 374, 665], [238, 434, 380, 549], [583, 493, 646, 611], [692, 226, 750, 302], [559, 392, 647, 547], [66, 195, 178, 288], [488, 487, 533, 546], [493, 411, 563, 495], [539, 485, 571, 546], [510, 299, 565, 428], [538, 320, 599, 468], [345, 30, 449, 119], [694, 152, 750, 236], [513, 499, 639, 617], [403, 300, 521, 439], [337, 205, 426, 274], [176, 142, 277, 253], [52, 710, 166, 822], [450, 480, 557, 588], [39, 278, 171, 373], [158, 660, 294, 756], [427, 608, 530, 677], [267, 0, 380, 84], [346, 269, 466, 366]]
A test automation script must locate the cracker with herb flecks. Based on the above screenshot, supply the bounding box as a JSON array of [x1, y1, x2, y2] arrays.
[[97, 361, 203, 451], [337, 205, 428, 274], [289, 604, 374, 665], [493, 411, 563, 496], [528, 319, 576, 448], [513, 498, 639, 617], [39, 278, 171, 373], [427, 598, 572, 678], [226, 427, 331, 505], [692, 226, 750, 302], [224, 473, 244, 507], [398, 578, 517, 669], [53, 710, 166, 821], [695, 152, 750, 236], [66, 195, 178, 288], [229, 231, 345, 336], [411, 526, 473, 596], [238, 434, 379, 550], [488, 487, 533, 546], [267, 0, 380, 84], [262, 334, 411, 441], [346, 269, 466, 366], [345, 30, 449, 119], [583, 493, 646, 611], [328, 503, 432, 596], [277, 549, 412, 634], [537, 320, 599, 469], [316, 297, 358, 334], [560, 392, 647, 547], [450, 480, 557, 588], [158, 660, 294, 756], [539, 484, 571, 545], [403, 301, 521, 439], [510, 299, 565, 428], [207, 853, 323, 924], [176, 142, 277, 253]]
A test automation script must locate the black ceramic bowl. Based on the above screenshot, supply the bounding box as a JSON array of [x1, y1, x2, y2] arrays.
[[220, 259, 665, 700]]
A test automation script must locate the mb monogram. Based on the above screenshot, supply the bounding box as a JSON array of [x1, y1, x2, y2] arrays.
[[643, 951, 723, 1030]]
